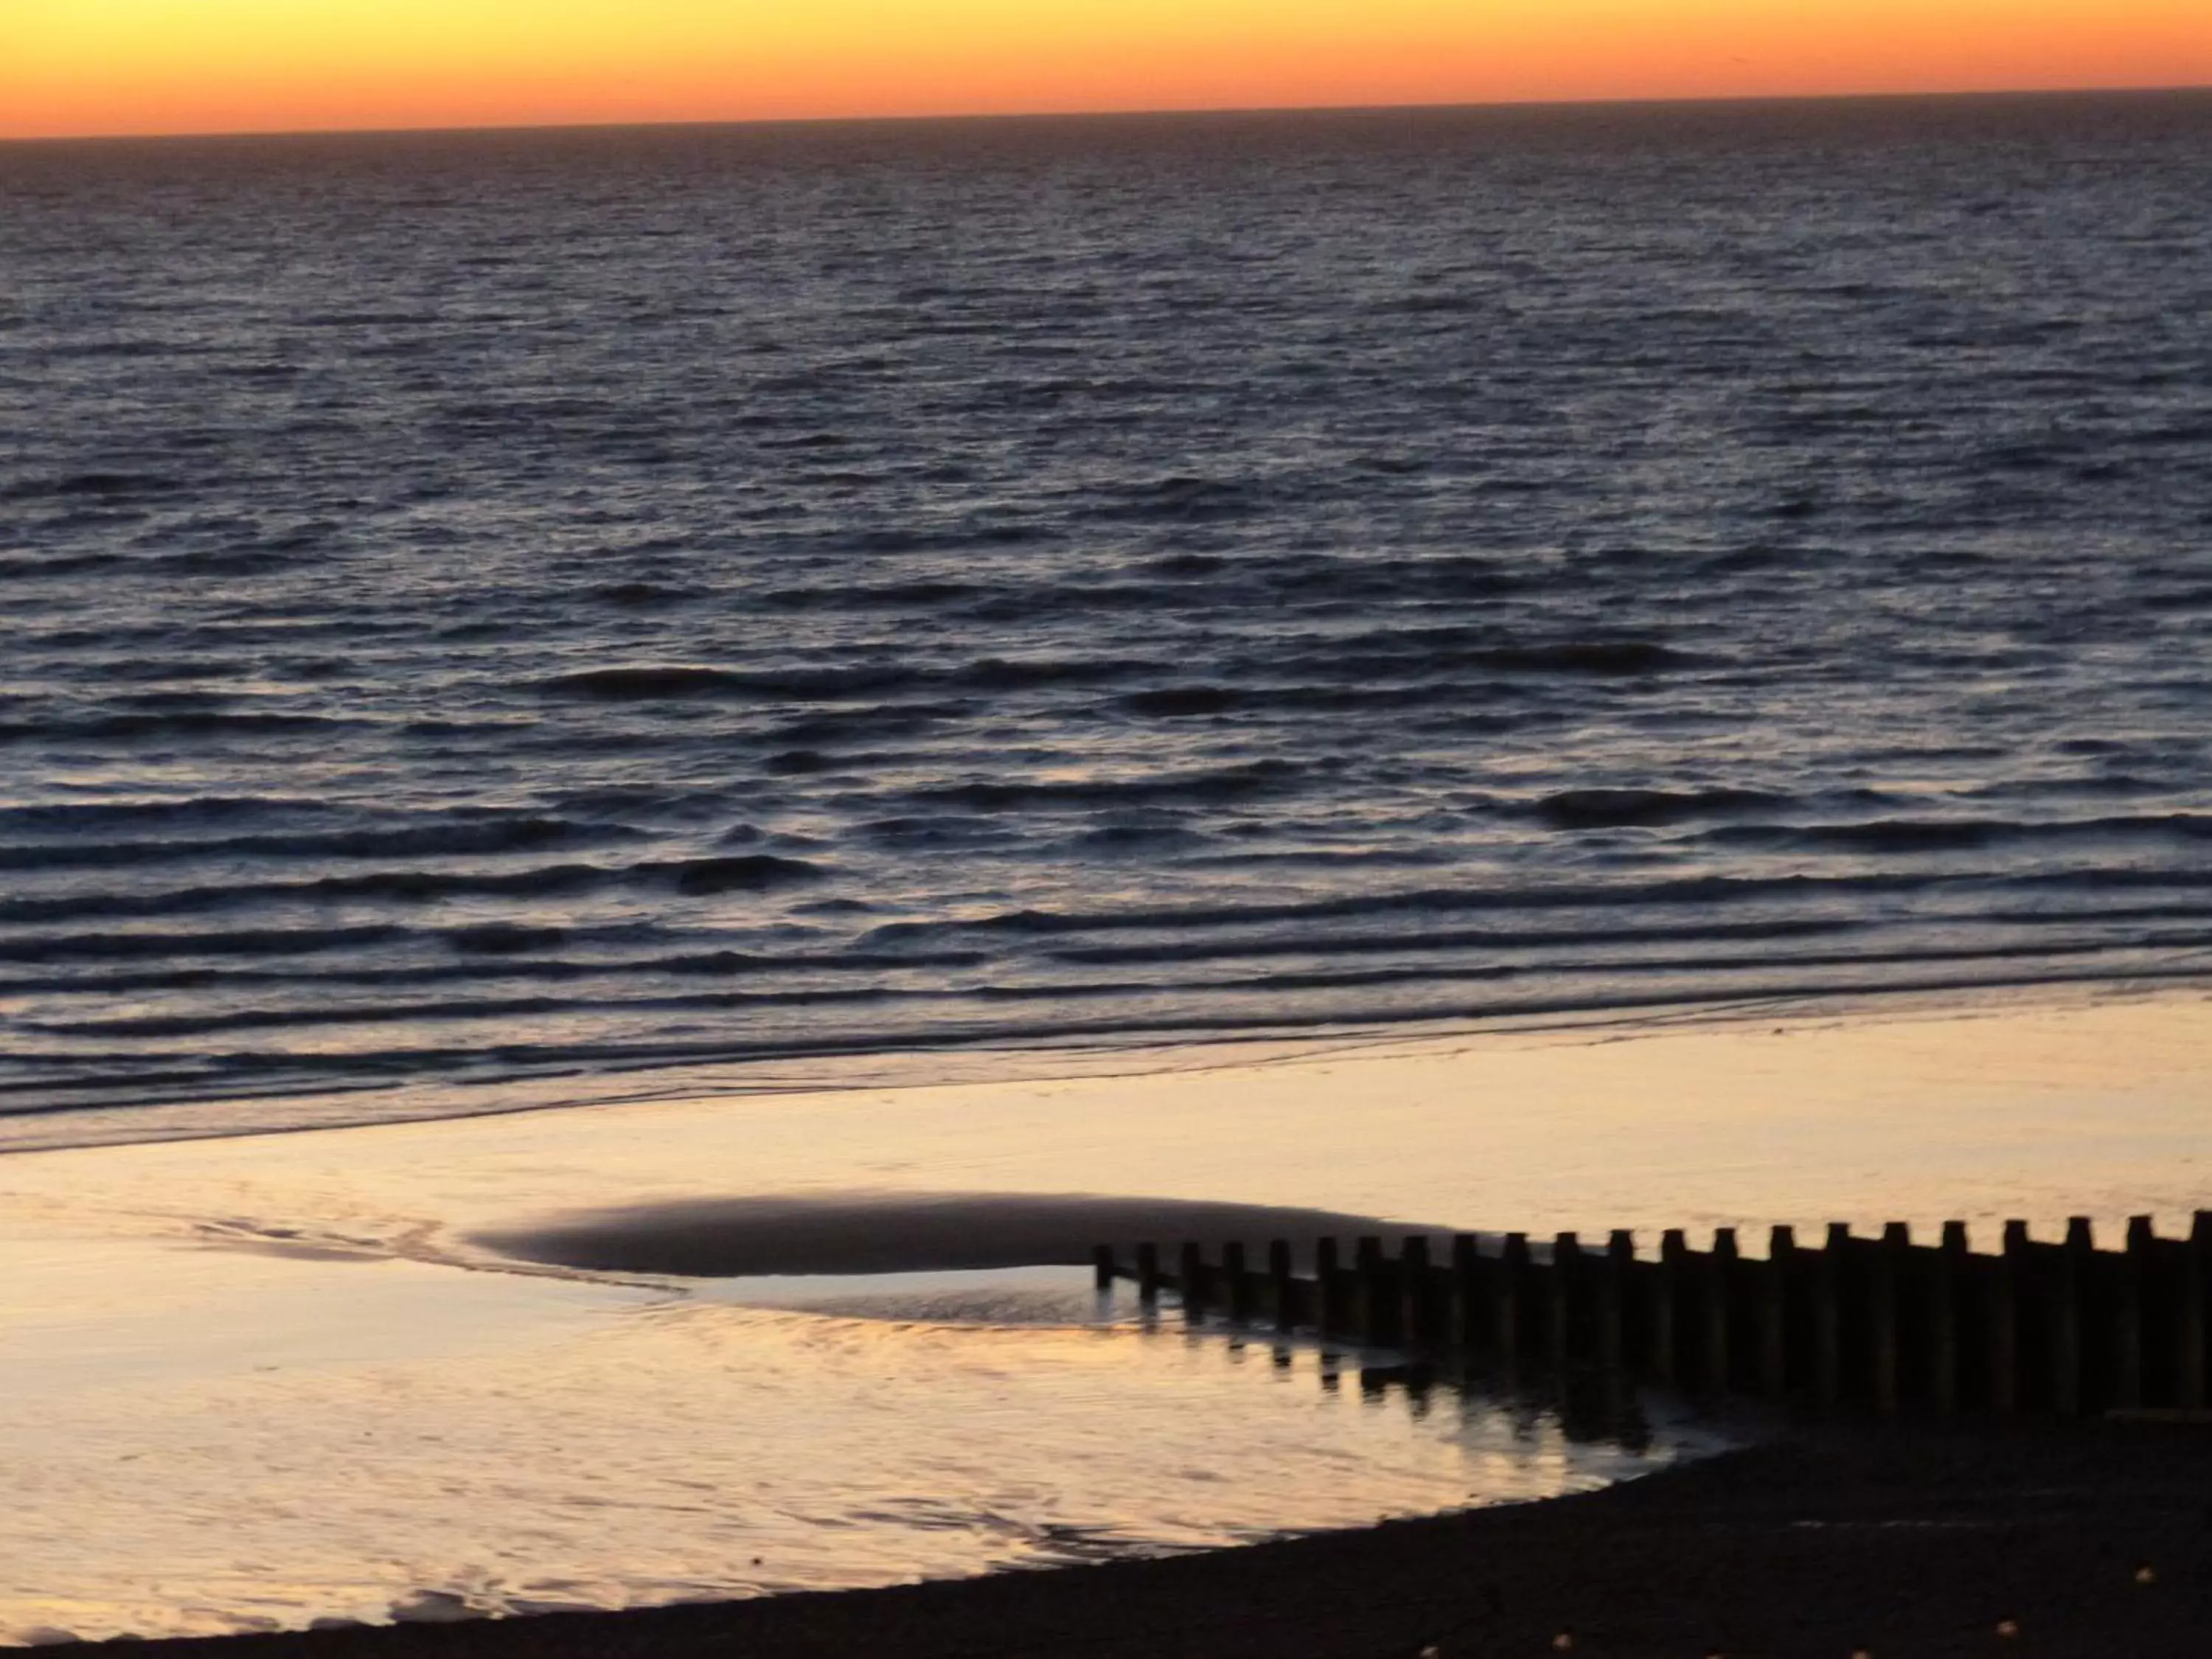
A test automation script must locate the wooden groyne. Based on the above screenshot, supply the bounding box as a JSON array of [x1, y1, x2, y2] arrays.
[[1093, 1214, 2212, 1416]]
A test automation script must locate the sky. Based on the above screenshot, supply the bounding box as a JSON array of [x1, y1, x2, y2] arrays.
[[4, 0, 2209, 141]]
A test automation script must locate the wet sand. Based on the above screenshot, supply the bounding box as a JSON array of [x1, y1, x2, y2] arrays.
[[475, 1191, 1458, 1277], [139, 1413, 2212, 1659]]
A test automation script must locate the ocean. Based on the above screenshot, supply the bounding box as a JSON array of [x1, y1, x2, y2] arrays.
[[3, 89, 2211, 1147]]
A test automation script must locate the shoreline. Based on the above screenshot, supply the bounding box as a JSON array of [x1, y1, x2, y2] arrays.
[[7, 978, 2198, 1160], [135, 1412, 2212, 1659]]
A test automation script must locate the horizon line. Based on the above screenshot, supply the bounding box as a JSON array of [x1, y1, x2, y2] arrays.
[[7, 80, 2210, 148]]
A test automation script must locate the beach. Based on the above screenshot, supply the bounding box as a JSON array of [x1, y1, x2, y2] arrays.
[[4, 988, 2210, 1646]]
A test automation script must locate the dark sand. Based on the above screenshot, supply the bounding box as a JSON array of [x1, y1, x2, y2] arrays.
[[147, 1413, 2212, 1659], [472, 1191, 1455, 1276]]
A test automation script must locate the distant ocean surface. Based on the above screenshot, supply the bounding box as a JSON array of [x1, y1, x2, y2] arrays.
[[4, 91, 2211, 1147]]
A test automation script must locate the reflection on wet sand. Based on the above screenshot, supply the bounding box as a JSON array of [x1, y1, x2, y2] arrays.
[[1175, 1304, 1686, 1463]]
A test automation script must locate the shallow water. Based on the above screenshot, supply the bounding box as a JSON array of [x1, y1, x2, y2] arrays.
[[4, 92, 2212, 1141], [0, 1232, 1700, 1645]]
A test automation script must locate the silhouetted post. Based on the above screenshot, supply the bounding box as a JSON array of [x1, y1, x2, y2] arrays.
[[1654, 1229, 1686, 1388], [2116, 1216, 2152, 1411], [1270, 1239, 1296, 1333], [1401, 1235, 1435, 1348], [1450, 1234, 1484, 1350], [2052, 1217, 2092, 1416], [1761, 1225, 1795, 1397], [1550, 1233, 1582, 1372], [1223, 1241, 1253, 1323], [1093, 1245, 1116, 1293], [1817, 1223, 1849, 1407], [1498, 1233, 1531, 1371], [1136, 1242, 1161, 1304], [2181, 1214, 2211, 1410], [1178, 1241, 1206, 1321], [1356, 1236, 1392, 1345], [1994, 1221, 2028, 1412], [1599, 1231, 1633, 1374], [1317, 1236, 1348, 1335], [1705, 1228, 1739, 1393], [1872, 1222, 1907, 1413], [1930, 1221, 1966, 1412]]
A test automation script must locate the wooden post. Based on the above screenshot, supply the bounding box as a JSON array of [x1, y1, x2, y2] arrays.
[[2115, 1216, 2152, 1411], [1705, 1228, 1738, 1394], [1761, 1225, 1795, 1397], [2052, 1217, 2092, 1417], [1498, 1233, 1531, 1371], [1550, 1233, 1582, 1373], [1356, 1236, 1391, 1345], [1317, 1236, 1347, 1336], [1178, 1241, 1206, 1321], [1136, 1242, 1161, 1304], [1401, 1235, 1435, 1349], [1653, 1229, 1686, 1388], [1816, 1223, 1849, 1407], [1871, 1222, 1907, 1413], [1093, 1244, 1116, 1293], [1269, 1239, 1296, 1334], [1599, 1231, 1632, 1374], [2181, 1214, 2210, 1411], [1223, 1241, 1253, 1323], [1994, 1221, 2028, 1412], [1450, 1234, 1484, 1350], [1930, 1222, 1966, 1412]]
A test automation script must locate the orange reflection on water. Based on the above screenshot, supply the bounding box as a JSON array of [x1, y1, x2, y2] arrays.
[[0, 1239, 1688, 1643]]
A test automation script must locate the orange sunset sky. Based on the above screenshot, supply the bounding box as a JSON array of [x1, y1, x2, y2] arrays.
[[4, 0, 2209, 142]]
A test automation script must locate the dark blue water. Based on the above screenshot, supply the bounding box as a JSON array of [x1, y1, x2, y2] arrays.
[[4, 92, 2211, 1145]]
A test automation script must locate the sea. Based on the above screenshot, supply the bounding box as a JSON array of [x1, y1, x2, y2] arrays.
[[4, 91, 2212, 1149], [4, 88, 2212, 1641]]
